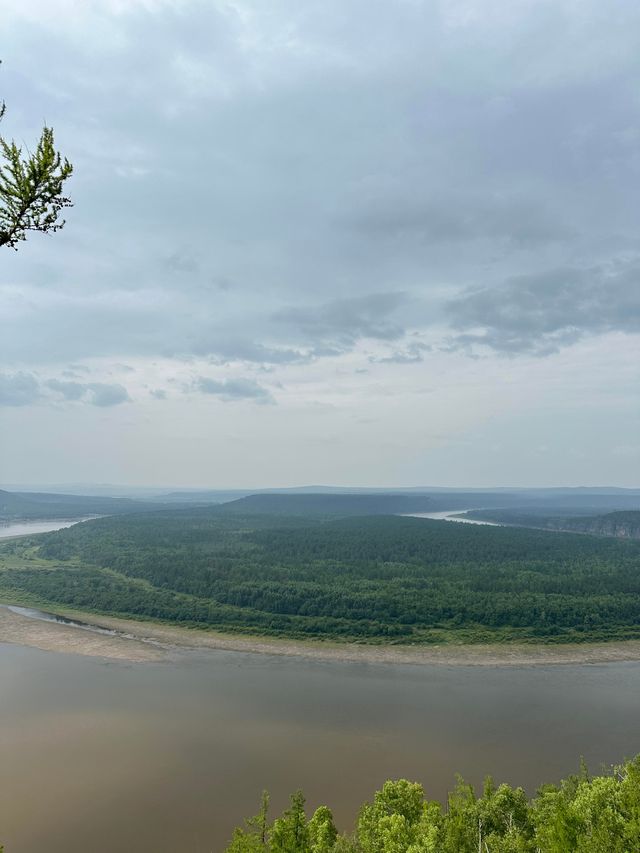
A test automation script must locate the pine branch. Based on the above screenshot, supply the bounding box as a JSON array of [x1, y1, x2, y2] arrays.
[[0, 110, 73, 249]]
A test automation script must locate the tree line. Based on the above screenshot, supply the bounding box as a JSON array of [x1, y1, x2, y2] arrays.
[[226, 758, 640, 853]]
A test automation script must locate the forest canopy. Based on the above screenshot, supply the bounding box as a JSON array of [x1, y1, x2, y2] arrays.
[[2, 508, 640, 644], [225, 756, 640, 853]]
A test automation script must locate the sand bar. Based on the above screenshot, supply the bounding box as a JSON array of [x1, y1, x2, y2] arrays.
[[0, 605, 166, 662], [3, 603, 640, 666]]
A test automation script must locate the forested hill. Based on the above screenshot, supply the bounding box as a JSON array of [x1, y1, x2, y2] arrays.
[[2, 509, 640, 644], [549, 510, 640, 539], [465, 509, 640, 540], [217, 493, 435, 516], [0, 489, 167, 522]]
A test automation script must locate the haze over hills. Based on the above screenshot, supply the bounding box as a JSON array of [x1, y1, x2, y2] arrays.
[[556, 510, 640, 538], [5, 483, 640, 499], [1, 484, 639, 523], [464, 509, 640, 540], [0, 489, 171, 522], [216, 493, 437, 516]]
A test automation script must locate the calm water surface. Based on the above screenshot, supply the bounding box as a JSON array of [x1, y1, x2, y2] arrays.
[[0, 644, 639, 853], [0, 519, 89, 539]]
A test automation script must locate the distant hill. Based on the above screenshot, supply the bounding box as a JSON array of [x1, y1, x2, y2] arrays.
[[221, 489, 640, 516], [157, 490, 245, 503], [0, 489, 170, 522], [4, 483, 639, 522], [217, 492, 436, 516], [551, 511, 640, 539]]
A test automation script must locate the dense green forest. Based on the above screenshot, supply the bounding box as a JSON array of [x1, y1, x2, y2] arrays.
[[465, 509, 640, 540], [2, 507, 640, 643], [225, 757, 640, 853]]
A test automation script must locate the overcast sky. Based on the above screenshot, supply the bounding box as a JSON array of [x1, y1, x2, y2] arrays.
[[1, 0, 639, 488]]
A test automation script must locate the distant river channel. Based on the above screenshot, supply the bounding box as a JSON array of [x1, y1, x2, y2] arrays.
[[0, 518, 91, 539], [1, 642, 639, 853], [403, 509, 503, 525]]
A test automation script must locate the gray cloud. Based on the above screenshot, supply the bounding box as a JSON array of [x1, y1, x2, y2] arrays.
[[195, 377, 274, 404], [199, 340, 310, 366], [211, 276, 234, 292], [165, 250, 199, 274], [275, 293, 407, 350], [62, 365, 91, 377], [86, 383, 131, 407], [0, 373, 40, 406], [46, 379, 87, 401], [47, 379, 131, 406], [446, 262, 640, 355], [350, 195, 573, 249], [370, 342, 431, 365]]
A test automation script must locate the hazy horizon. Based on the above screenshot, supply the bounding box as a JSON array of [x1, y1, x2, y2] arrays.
[[2, 481, 640, 495]]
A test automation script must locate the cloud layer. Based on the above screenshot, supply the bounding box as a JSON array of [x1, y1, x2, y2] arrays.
[[447, 261, 640, 355], [195, 376, 274, 404], [1, 0, 639, 484]]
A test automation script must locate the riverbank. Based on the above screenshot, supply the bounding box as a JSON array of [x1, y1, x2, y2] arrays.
[[0, 605, 166, 662], [3, 603, 640, 666]]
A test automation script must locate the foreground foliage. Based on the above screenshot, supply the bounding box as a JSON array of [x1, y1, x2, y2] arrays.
[[227, 758, 640, 853], [2, 508, 640, 643], [0, 100, 72, 249]]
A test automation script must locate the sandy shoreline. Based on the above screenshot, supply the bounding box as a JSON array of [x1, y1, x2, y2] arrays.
[[3, 603, 640, 667], [0, 606, 167, 662]]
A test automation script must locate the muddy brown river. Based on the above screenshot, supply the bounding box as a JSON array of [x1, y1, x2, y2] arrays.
[[1, 643, 639, 852]]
